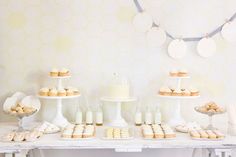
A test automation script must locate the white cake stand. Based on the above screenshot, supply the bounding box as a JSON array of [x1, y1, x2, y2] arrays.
[[158, 75, 200, 126], [101, 97, 137, 127], [38, 76, 81, 128]]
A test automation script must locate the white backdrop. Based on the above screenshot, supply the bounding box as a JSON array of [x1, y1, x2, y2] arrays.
[[0, 0, 236, 156]]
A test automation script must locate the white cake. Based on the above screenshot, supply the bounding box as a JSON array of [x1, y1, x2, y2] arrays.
[[108, 84, 130, 98]]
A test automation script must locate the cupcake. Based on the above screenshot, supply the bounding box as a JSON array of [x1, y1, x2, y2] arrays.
[[169, 69, 178, 77], [59, 68, 70, 76], [73, 88, 80, 95], [190, 88, 199, 96], [181, 89, 191, 96], [172, 89, 182, 96], [159, 87, 172, 96], [178, 69, 188, 77], [39, 87, 49, 96], [48, 88, 58, 96], [50, 68, 59, 77], [66, 89, 74, 96], [58, 89, 66, 96]]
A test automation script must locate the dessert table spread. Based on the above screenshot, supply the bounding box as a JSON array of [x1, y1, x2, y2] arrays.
[[0, 123, 236, 153]]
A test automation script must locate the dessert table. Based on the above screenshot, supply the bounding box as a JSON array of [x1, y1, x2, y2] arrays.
[[0, 123, 235, 157]]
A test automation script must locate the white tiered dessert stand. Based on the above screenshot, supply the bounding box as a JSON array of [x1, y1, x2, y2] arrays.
[[38, 75, 80, 128], [101, 97, 136, 127], [158, 75, 199, 126]]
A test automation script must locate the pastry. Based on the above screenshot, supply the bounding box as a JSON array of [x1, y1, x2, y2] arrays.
[[9, 104, 36, 115], [175, 122, 201, 133], [169, 69, 179, 77], [62, 129, 73, 138], [121, 128, 130, 139], [197, 102, 225, 114], [198, 130, 209, 138], [106, 128, 114, 139], [58, 89, 66, 96], [72, 129, 83, 138], [48, 88, 58, 96], [172, 89, 182, 96], [159, 87, 172, 96], [66, 89, 74, 96], [13, 132, 25, 142], [206, 130, 217, 139], [162, 124, 176, 138], [142, 125, 154, 139], [190, 88, 199, 96], [181, 89, 191, 96], [25, 131, 41, 142], [190, 130, 201, 138], [213, 130, 225, 139], [83, 125, 95, 138], [178, 69, 188, 77], [39, 87, 49, 96], [73, 89, 80, 95], [1, 132, 15, 142], [50, 68, 59, 77], [152, 125, 164, 138], [59, 68, 70, 76]]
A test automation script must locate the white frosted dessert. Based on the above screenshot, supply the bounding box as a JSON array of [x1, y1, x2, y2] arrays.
[[108, 84, 130, 99]]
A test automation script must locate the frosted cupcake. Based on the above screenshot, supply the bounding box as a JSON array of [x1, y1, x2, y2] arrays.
[[181, 89, 191, 96], [178, 69, 188, 77], [48, 88, 58, 96], [159, 87, 172, 96], [50, 68, 59, 77], [58, 89, 66, 96], [39, 87, 49, 96], [190, 88, 199, 96], [66, 89, 74, 96], [59, 68, 70, 76], [172, 89, 182, 96], [169, 69, 178, 77]]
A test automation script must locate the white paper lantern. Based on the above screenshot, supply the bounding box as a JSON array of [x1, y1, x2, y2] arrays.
[[147, 27, 166, 47], [221, 21, 236, 43], [197, 37, 216, 58], [133, 12, 153, 33], [168, 39, 187, 59]]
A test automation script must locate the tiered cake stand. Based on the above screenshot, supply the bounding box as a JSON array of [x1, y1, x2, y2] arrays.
[[38, 76, 80, 128], [158, 75, 199, 126], [101, 97, 136, 127]]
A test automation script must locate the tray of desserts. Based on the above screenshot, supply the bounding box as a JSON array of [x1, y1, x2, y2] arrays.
[[49, 68, 70, 78], [61, 124, 95, 140], [38, 87, 80, 98], [158, 86, 200, 98], [169, 69, 189, 78], [175, 122, 202, 133], [1, 130, 43, 142], [102, 127, 133, 140], [189, 129, 225, 141], [195, 101, 226, 115], [34, 121, 60, 134], [142, 124, 176, 139]]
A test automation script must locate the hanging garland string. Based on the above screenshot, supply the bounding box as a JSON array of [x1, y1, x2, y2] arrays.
[[133, 0, 236, 42]]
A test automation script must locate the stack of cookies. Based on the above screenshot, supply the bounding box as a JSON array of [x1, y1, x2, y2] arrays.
[[142, 124, 176, 139], [105, 127, 130, 139], [61, 124, 95, 139], [189, 129, 224, 139]]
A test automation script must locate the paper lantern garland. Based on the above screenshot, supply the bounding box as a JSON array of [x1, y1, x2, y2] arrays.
[[132, 0, 236, 59]]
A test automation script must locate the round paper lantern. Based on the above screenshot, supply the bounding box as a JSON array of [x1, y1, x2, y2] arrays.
[[221, 21, 236, 43], [168, 39, 187, 59], [133, 12, 153, 33], [197, 37, 216, 58], [147, 27, 166, 47]]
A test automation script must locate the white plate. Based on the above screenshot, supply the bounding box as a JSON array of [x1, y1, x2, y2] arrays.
[[102, 137, 134, 140], [147, 27, 166, 47], [49, 75, 71, 79], [61, 137, 95, 141], [38, 95, 81, 99], [221, 21, 236, 43], [191, 137, 224, 141]]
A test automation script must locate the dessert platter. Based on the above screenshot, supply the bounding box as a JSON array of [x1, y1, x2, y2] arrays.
[[195, 101, 226, 130], [103, 127, 133, 140], [142, 124, 176, 139], [1, 130, 43, 142], [61, 124, 95, 140], [175, 122, 202, 133], [38, 68, 81, 128], [34, 121, 61, 134], [3, 93, 41, 132], [189, 129, 225, 141], [158, 69, 200, 126]]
